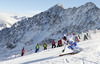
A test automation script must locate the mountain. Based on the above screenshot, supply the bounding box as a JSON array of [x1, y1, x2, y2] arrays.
[[0, 12, 27, 30], [0, 2, 100, 58], [11, 16, 26, 21]]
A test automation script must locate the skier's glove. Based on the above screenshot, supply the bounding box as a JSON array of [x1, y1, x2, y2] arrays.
[[62, 49, 65, 52]]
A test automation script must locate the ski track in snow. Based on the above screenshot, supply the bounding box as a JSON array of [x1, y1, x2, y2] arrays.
[[1, 38, 100, 64], [0, 32, 100, 64]]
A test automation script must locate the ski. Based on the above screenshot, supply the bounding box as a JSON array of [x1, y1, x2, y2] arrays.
[[59, 50, 81, 56]]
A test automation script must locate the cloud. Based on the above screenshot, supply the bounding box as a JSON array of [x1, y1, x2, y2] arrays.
[[0, 11, 31, 17], [27, 10, 42, 15]]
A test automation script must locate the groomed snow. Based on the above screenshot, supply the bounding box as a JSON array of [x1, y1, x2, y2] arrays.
[[0, 32, 100, 64]]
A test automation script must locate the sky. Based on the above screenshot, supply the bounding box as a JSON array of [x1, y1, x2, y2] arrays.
[[0, 0, 100, 16]]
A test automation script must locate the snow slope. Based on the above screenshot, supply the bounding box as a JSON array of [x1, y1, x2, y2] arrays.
[[0, 2, 100, 50], [0, 2, 100, 63], [0, 32, 100, 64]]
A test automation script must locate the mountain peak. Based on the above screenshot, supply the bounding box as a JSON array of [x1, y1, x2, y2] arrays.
[[85, 2, 97, 8], [56, 3, 63, 6], [45, 3, 64, 14], [78, 2, 98, 10], [55, 3, 64, 9], [85, 2, 96, 5]]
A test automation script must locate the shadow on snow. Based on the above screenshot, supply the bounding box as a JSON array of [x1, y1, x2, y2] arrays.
[[22, 56, 59, 64]]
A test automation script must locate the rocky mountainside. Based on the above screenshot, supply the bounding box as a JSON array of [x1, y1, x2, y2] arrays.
[[0, 2, 100, 49]]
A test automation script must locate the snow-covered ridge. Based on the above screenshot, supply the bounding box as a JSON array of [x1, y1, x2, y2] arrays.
[[0, 2, 100, 61], [0, 12, 28, 30], [0, 2, 100, 48]]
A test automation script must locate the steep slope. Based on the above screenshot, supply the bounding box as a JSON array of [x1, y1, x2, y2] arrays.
[[61, 2, 100, 32], [0, 34, 100, 64], [0, 2, 100, 59], [0, 3, 65, 49]]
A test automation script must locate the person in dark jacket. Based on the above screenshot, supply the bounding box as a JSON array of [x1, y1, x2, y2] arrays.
[[84, 34, 88, 41], [43, 43, 47, 50], [35, 44, 39, 53], [52, 40, 56, 48], [21, 47, 25, 56]]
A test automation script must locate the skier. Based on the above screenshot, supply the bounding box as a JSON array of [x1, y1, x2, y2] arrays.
[[75, 36, 80, 42], [35, 44, 39, 53], [43, 43, 47, 50], [52, 39, 56, 48], [78, 35, 81, 39], [57, 39, 62, 47], [86, 33, 88, 36], [21, 47, 25, 56], [62, 34, 79, 52], [84, 34, 88, 41]]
